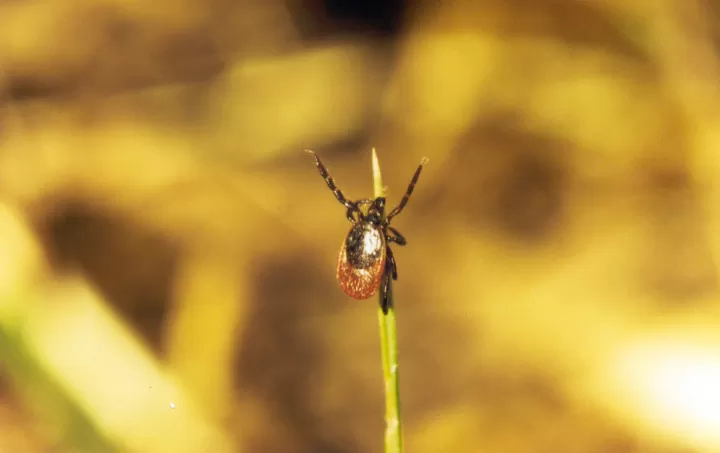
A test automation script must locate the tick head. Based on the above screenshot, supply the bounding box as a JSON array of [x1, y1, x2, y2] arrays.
[[365, 197, 386, 225]]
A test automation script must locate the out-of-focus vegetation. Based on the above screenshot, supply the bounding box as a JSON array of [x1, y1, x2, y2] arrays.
[[1, 0, 720, 452]]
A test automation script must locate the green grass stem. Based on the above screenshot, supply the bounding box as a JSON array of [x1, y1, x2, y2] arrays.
[[372, 148, 403, 453]]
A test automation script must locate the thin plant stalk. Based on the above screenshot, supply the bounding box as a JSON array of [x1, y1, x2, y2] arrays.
[[372, 148, 403, 453]]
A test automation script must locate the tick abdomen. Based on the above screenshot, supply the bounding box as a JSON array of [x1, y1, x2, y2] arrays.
[[336, 222, 386, 300], [345, 222, 384, 268]]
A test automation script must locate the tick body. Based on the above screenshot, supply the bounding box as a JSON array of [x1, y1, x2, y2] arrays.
[[306, 150, 427, 313], [337, 208, 387, 299]]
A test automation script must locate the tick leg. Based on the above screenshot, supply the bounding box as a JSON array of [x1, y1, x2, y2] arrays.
[[386, 246, 398, 280], [342, 199, 372, 223], [386, 227, 406, 246], [387, 157, 428, 221], [345, 205, 364, 223], [380, 267, 391, 314], [305, 150, 356, 210], [380, 250, 397, 314]]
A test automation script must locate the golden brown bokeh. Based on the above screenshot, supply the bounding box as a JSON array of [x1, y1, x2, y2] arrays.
[[1, 0, 720, 452]]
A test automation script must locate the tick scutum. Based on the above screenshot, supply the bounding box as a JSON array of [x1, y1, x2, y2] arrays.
[[345, 222, 385, 269]]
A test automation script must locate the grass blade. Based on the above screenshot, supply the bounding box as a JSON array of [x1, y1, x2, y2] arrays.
[[372, 148, 403, 453]]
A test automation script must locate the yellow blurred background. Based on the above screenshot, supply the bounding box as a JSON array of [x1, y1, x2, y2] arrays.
[[1, 0, 720, 452]]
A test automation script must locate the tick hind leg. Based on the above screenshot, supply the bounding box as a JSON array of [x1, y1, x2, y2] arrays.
[[386, 246, 398, 280], [380, 247, 398, 315], [380, 269, 391, 314]]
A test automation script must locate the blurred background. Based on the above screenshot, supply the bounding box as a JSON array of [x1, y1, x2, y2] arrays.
[[1, 0, 720, 452]]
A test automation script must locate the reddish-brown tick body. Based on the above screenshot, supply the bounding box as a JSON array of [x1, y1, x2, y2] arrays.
[[337, 221, 387, 300]]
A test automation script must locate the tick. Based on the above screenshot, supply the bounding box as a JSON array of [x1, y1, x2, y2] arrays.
[[306, 150, 427, 314]]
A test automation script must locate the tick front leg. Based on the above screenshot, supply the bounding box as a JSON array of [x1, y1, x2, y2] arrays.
[[305, 150, 356, 210], [386, 157, 428, 221]]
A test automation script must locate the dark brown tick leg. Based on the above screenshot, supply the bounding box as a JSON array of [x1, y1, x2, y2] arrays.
[[381, 268, 391, 314], [305, 149, 356, 210], [346, 199, 373, 223], [386, 227, 406, 246], [386, 157, 428, 221], [380, 249, 397, 314], [346, 205, 361, 223], [386, 246, 398, 280]]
